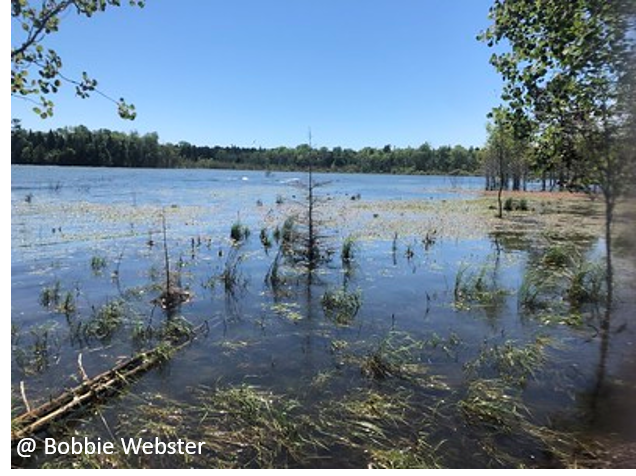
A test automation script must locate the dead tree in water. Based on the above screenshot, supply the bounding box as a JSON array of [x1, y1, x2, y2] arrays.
[[154, 211, 191, 311], [287, 130, 332, 279]]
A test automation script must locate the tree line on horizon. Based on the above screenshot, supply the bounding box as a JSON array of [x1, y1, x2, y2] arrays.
[[10, 122, 482, 175]]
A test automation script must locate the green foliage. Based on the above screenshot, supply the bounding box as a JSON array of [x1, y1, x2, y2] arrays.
[[503, 197, 514, 212], [259, 227, 272, 250], [11, 126, 174, 167], [90, 255, 107, 274], [10, 126, 482, 173], [464, 337, 550, 387], [458, 379, 527, 433], [480, 0, 635, 198], [321, 287, 362, 325], [83, 299, 125, 340], [58, 291, 76, 316], [453, 263, 507, 310], [519, 243, 607, 318], [39, 280, 61, 307], [502, 197, 530, 212], [11, 0, 143, 119], [13, 324, 60, 376], [341, 235, 357, 266], [217, 248, 246, 295], [359, 332, 427, 381], [230, 222, 250, 243]]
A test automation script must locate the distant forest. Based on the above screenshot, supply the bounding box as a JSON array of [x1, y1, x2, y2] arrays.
[[11, 123, 481, 175]]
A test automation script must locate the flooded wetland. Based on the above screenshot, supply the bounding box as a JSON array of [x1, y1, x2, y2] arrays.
[[11, 165, 636, 468]]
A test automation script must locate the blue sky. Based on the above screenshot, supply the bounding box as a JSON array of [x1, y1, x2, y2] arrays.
[[11, 0, 503, 150]]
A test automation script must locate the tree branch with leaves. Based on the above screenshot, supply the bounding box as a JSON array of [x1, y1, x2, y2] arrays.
[[11, 0, 144, 120], [480, 0, 636, 305]]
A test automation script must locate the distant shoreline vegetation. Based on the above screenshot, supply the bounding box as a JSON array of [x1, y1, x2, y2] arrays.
[[10, 124, 481, 176]]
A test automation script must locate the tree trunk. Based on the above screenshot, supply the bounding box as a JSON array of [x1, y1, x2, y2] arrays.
[[604, 192, 614, 308], [497, 177, 504, 220]]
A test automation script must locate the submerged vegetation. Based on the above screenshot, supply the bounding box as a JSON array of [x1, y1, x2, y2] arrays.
[[11, 171, 633, 468], [453, 262, 508, 310], [321, 287, 362, 325]]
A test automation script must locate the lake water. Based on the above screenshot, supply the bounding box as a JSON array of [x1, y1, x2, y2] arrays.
[[11, 165, 635, 468]]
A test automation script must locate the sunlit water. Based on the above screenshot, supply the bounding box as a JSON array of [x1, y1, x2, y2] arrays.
[[11, 165, 636, 468]]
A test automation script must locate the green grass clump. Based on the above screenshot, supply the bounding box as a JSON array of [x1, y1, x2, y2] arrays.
[[39, 281, 61, 308], [458, 379, 527, 433], [83, 299, 125, 340], [260, 227, 273, 250], [90, 255, 107, 274], [230, 222, 250, 243], [454, 264, 507, 310], [464, 337, 550, 387], [321, 287, 362, 325], [341, 235, 357, 266]]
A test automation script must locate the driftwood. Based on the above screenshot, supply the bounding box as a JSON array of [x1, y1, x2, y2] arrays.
[[11, 324, 205, 444]]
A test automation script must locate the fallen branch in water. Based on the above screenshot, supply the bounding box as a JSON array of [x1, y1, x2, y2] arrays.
[[11, 322, 207, 444]]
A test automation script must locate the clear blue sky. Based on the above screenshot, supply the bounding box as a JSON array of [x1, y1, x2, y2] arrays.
[[11, 0, 503, 150]]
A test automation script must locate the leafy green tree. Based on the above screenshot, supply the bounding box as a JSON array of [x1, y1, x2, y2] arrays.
[[482, 108, 528, 218], [480, 0, 636, 303], [11, 0, 144, 119]]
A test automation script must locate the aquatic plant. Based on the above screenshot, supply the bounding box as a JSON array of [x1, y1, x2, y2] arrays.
[[453, 263, 507, 310], [259, 227, 273, 250], [464, 337, 550, 387], [341, 235, 357, 266], [542, 242, 578, 269], [217, 247, 246, 296], [423, 228, 437, 250], [369, 438, 442, 469], [83, 299, 126, 340], [57, 291, 77, 317], [321, 287, 362, 325], [39, 280, 61, 308], [230, 221, 250, 243], [90, 255, 107, 274], [563, 259, 606, 306], [197, 384, 309, 467], [280, 216, 297, 254], [13, 324, 60, 376], [358, 332, 426, 381], [265, 248, 286, 294], [458, 378, 527, 433]]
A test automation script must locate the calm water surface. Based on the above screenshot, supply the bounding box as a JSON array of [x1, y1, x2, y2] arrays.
[[11, 165, 635, 468]]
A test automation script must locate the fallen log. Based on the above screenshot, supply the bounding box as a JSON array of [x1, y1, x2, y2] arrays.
[[11, 323, 206, 444]]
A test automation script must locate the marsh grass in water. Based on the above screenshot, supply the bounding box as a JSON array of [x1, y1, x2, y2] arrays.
[[259, 227, 273, 251], [519, 242, 607, 317], [459, 378, 528, 433], [90, 255, 108, 274], [321, 287, 362, 326], [464, 336, 550, 387], [453, 263, 508, 310], [341, 235, 357, 266], [230, 221, 251, 243], [356, 332, 431, 383], [82, 299, 126, 341], [13, 324, 61, 376], [368, 439, 442, 469], [209, 248, 246, 296], [197, 384, 311, 467], [39, 280, 61, 308]]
